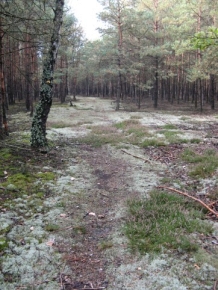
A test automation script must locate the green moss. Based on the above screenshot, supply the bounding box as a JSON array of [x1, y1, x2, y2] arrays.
[[0, 237, 8, 251], [36, 172, 55, 181], [4, 173, 33, 191], [0, 148, 12, 159], [36, 192, 44, 199], [0, 225, 11, 235], [45, 223, 60, 232]]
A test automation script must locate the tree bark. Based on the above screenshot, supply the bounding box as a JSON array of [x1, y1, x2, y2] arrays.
[[30, 0, 64, 148], [0, 16, 8, 139]]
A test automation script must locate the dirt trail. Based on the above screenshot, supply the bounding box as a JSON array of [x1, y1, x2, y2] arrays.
[[1, 97, 218, 289]]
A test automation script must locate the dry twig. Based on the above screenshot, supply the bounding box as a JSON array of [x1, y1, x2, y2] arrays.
[[121, 149, 151, 163], [157, 186, 218, 218]]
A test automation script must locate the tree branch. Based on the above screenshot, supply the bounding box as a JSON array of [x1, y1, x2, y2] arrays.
[[157, 186, 218, 218]]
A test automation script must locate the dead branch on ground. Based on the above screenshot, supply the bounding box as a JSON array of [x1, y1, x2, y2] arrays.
[[157, 186, 218, 218], [121, 149, 151, 163]]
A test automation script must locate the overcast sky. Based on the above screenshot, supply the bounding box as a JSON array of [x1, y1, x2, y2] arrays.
[[67, 0, 103, 40]]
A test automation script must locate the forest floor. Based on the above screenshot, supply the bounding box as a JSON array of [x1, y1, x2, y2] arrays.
[[1, 96, 218, 289]]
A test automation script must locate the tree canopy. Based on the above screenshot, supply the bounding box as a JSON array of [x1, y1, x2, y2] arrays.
[[1, 0, 218, 142]]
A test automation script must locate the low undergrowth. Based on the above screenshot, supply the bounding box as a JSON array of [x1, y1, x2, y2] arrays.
[[124, 190, 212, 254], [181, 148, 218, 178], [75, 133, 123, 147]]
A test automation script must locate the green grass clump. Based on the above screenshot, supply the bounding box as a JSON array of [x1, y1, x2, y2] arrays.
[[50, 122, 70, 128], [0, 148, 12, 159], [190, 138, 201, 144], [141, 139, 165, 147], [5, 173, 33, 191], [45, 224, 59, 232], [124, 190, 212, 254], [159, 129, 183, 144], [127, 126, 151, 138], [181, 149, 218, 178], [0, 237, 8, 251], [36, 172, 55, 181], [115, 119, 140, 130], [162, 124, 178, 130]]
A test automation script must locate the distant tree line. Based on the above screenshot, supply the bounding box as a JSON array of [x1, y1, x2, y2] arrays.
[[0, 0, 218, 140]]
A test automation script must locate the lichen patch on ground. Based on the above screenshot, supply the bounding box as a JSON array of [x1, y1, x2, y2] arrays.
[[1, 97, 218, 289]]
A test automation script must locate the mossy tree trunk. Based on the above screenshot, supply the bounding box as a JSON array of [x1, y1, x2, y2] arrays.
[[30, 0, 64, 148]]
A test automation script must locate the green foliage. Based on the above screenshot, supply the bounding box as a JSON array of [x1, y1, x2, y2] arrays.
[[141, 139, 166, 147], [0, 237, 8, 252], [162, 124, 178, 130], [127, 126, 151, 138], [49, 122, 70, 129], [181, 149, 218, 178], [124, 190, 212, 254], [115, 119, 140, 130], [36, 172, 55, 181], [0, 148, 12, 159], [161, 130, 179, 141], [5, 173, 33, 191], [45, 223, 59, 232], [192, 27, 218, 50], [0, 148, 13, 177], [190, 138, 201, 144]]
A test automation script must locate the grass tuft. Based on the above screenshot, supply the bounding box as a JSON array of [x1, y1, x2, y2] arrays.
[[124, 190, 212, 254], [162, 124, 178, 130], [141, 139, 166, 147], [181, 149, 218, 178], [115, 119, 140, 130]]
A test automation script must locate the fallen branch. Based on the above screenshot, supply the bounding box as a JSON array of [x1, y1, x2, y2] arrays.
[[0, 143, 32, 152], [157, 186, 218, 218], [0, 187, 5, 190], [121, 149, 151, 163]]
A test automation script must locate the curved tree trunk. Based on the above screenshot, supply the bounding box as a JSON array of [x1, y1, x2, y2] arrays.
[[30, 0, 64, 148]]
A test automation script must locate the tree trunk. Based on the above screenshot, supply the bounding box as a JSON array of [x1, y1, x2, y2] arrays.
[[210, 74, 215, 110], [0, 17, 8, 139], [30, 0, 64, 148]]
